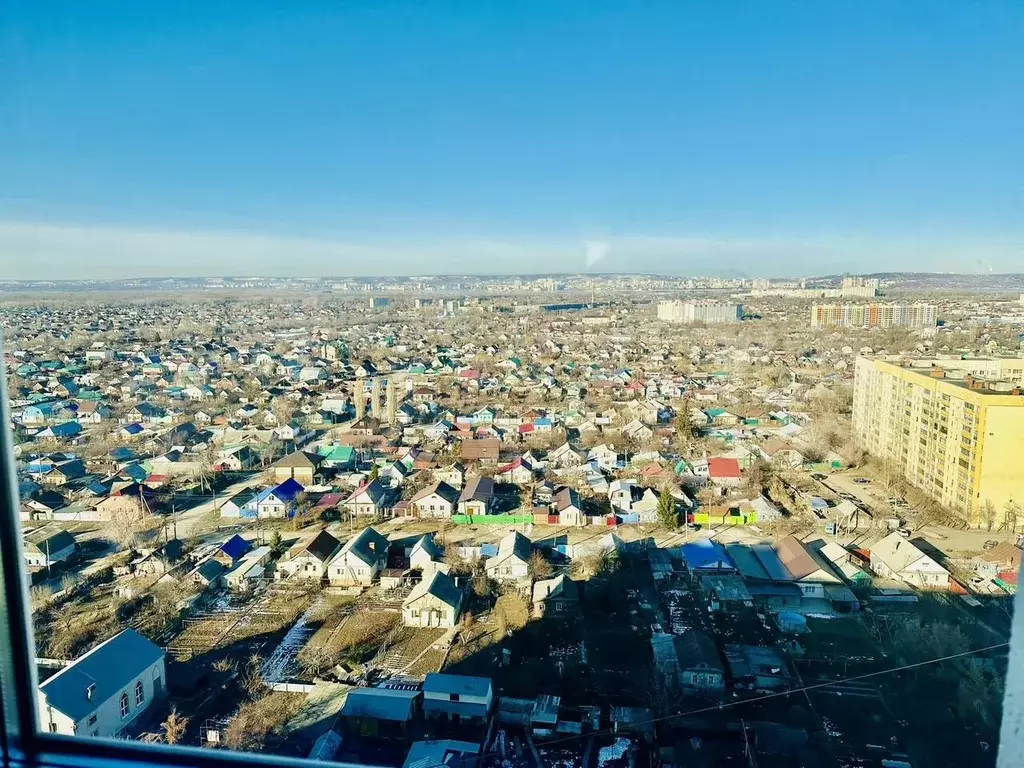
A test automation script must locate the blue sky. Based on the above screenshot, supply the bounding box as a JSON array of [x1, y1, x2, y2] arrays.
[[1, 1, 1022, 278]]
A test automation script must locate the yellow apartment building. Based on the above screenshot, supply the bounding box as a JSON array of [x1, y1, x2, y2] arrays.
[[853, 357, 1024, 527]]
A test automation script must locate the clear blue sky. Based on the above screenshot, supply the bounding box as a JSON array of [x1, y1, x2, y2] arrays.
[[1, 1, 1022, 278]]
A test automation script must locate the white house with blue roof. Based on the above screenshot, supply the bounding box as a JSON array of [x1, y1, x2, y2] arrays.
[[37, 629, 166, 738]]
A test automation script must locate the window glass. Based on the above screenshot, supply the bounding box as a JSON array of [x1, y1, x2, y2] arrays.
[[2, 3, 1021, 768]]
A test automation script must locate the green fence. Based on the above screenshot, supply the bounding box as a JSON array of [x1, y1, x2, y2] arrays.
[[451, 514, 535, 525]]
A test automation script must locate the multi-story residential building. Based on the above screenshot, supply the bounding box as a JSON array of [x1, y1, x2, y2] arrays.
[[853, 357, 1024, 527], [810, 302, 936, 329], [657, 300, 742, 324], [840, 276, 880, 297]]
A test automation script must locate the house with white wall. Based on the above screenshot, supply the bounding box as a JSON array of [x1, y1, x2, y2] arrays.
[[36, 629, 166, 739]]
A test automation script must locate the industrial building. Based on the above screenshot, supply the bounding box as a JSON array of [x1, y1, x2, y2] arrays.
[[657, 300, 742, 324], [853, 356, 1024, 527], [810, 302, 936, 329]]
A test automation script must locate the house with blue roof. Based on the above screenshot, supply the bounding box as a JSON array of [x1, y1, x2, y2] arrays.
[[681, 540, 737, 579], [36, 629, 166, 738], [36, 421, 84, 442], [216, 534, 253, 565], [252, 478, 304, 518]]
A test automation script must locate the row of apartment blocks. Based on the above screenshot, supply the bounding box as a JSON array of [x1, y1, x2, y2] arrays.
[[853, 356, 1024, 528], [810, 302, 937, 329], [656, 300, 743, 324]]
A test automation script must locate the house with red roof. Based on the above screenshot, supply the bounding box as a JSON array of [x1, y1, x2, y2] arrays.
[[707, 457, 742, 487]]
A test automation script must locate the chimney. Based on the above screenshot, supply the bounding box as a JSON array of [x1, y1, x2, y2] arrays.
[[86, 683, 96, 701], [929, 367, 945, 379]]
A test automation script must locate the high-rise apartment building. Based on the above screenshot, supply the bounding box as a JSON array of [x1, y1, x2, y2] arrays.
[[853, 357, 1024, 527], [840, 276, 880, 297], [657, 300, 742, 324], [810, 302, 936, 329]]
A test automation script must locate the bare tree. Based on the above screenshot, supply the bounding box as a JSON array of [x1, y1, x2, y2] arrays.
[[161, 706, 190, 745], [528, 550, 553, 580], [239, 653, 267, 699], [105, 497, 156, 551]]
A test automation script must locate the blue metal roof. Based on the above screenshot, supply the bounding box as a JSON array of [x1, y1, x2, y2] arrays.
[[39, 629, 164, 722], [681, 540, 735, 571], [219, 534, 252, 561], [342, 687, 420, 722]]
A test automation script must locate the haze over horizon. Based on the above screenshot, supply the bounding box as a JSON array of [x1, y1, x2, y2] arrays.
[[2, 2, 1023, 279]]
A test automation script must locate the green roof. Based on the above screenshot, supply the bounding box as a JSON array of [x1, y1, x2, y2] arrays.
[[319, 445, 355, 462]]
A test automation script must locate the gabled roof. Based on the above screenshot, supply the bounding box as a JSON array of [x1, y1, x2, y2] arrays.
[[458, 476, 495, 504], [220, 534, 253, 561], [870, 532, 932, 572], [412, 480, 460, 506], [707, 457, 742, 478], [338, 527, 387, 567], [531, 574, 579, 603], [681, 540, 735, 571], [405, 570, 463, 610], [673, 630, 723, 672], [271, 450, 325, 469], [24, 529, 76, 555], [492, 531, 531, 565], [271, 477, 305, 502], [776, 535, 841, 582], [39, 629, 164, 721], [304, 530, 342, 563]]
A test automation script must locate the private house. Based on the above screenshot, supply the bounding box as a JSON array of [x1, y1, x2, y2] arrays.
[[409, 533, 450, 579], [340, 687, 421, 739], [680, 540, 737, 580], [269, 450, 325, 486], [495, 457, 534, 485], [344, 478, 395, 518], [327, 526, 389, 586], [411, 481, 460, 519], [218, 488, 258, 519], [673, 631, 725, 693], [707, 457, 742, 486], [434, 462, 467, 490], [460, 438, 500, 465], [775, 536, 846, 599], [36, 629, 166, 738], [814, 541, 872, 586], [24, 529, 76, 569], [457, 476, 495, 517], [214, 534, 253, 567], [759, 438, 805, 469], [587, 444, 620, 471], [252, 478, 305, 518], [869, 532, 951, 590], [485, 531, 531, 584], [402, 571, 464, 628], [278, 530, 342, 581], [403, 741, 481, 768], [422, 673, 493, 726], [548, 442, 585, 469], [531, 575, 580, 618], [974, 542, 1022, 582], [723, 644, 792, 691], [553, 487, 585, 527], [224, 546, 272, 591]]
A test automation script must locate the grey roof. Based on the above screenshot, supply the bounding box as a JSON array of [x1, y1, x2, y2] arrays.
[[341, 687, 420, 722], [423, 673, 492, 698], [197, 559, 225, 582], [532, 574, 579, 604], [39, 629, 164, 722], [458, 476, 495, 504], [338, 526, 387, 566], [492, 531, 531, 566], [673, 630, 723, 672], [403, 740, 481, 768], [305, 530, 342, 563], [406, 571, 464, 611], [412, 480, 460, 506], [24, 529, 76, 554]]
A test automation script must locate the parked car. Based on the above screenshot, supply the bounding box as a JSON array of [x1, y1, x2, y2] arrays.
[[811, 473, 828, 481], [897, 528, 911, 538], [983, 540, 998, 551], [853, 477, 871, 485]]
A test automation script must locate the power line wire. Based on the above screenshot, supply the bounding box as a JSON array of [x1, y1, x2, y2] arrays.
[[474, 639, 1009, 756]]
